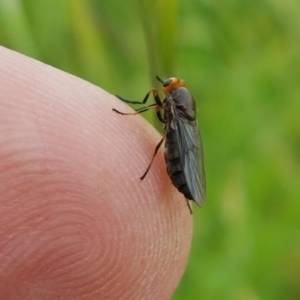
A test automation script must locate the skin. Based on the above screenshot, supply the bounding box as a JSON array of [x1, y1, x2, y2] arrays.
[[0, 46, 193, 300]]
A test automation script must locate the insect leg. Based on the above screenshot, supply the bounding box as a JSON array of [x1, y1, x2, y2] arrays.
[[140, 132, 166, 180], [113, 103, 158, 115], [116, 89, 162, 106], [186, 199, 193, 214], [113, 96, 164, 122], [154, 105, 164, 123], [134, 104, 164, 123]]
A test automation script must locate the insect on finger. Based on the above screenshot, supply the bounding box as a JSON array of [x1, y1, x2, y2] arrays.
[[113, 76, 206, 213]]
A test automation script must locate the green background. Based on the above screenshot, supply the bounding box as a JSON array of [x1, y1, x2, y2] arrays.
[[1, 0, 299, 299]]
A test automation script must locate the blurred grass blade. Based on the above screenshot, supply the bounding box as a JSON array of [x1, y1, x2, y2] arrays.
[[0, 0, 38, 57], [139, 0, 179, 87], [139, 0, 179, 128]]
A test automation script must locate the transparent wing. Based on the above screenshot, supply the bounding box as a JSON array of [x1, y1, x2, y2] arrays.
[[172, 104, 206, 206]]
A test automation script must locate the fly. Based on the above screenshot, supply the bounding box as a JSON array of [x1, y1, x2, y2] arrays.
[[112, 76, 206, 213]]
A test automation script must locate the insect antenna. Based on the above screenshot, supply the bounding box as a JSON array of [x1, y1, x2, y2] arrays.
[[156, 76, 164, 83]]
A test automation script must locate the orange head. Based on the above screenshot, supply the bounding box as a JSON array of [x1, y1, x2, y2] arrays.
[[156, 76, 185, 94]]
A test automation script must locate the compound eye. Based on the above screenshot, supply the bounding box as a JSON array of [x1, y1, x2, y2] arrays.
[[163, 78, 173, 87]]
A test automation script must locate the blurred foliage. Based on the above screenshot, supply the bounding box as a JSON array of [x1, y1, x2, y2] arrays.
[[0, 0, 300, 299]]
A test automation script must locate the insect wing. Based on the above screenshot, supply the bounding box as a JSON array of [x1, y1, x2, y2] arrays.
[[172, 103, 206, 206]]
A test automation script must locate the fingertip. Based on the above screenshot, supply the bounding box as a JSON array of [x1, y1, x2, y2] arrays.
[[0, 46, 193, 299]]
